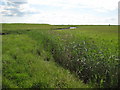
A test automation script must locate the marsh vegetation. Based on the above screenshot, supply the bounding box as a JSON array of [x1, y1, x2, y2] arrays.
[[2, 24, 119, 88]]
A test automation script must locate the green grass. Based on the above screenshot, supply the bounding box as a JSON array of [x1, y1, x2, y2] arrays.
[[2, 24, 92, 88], [2, 34, 91, 88], [50, 25, 118, 88], [2, 24, 119, 88]]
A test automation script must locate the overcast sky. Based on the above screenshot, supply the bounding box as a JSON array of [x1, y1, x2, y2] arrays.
[[0, 0, 119, 25]]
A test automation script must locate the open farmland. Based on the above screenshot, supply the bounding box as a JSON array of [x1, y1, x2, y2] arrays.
[[2, 24, 119, 88]]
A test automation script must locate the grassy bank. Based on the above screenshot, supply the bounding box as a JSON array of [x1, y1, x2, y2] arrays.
[[2, 24, 92, 88], [2, 24, 119, 88]]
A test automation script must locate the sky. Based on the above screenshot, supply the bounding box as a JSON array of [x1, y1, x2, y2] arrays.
[[0, 0, 119, 25]]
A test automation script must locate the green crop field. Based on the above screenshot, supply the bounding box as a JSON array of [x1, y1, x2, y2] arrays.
[[2, 24, 119, 88]]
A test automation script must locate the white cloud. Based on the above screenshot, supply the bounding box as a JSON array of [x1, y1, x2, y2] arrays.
[[2, 11, 117, 25], [1, 0, 119, 24], [28, 0, 119, 12], [0, 0, 39, 16], [12, 10, 116, 25]]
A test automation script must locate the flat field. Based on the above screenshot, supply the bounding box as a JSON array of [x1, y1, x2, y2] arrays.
[[2, 24, 119, 88]]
